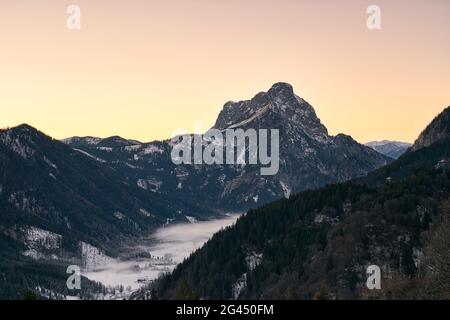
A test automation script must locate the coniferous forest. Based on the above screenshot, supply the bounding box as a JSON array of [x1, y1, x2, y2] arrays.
[[136, 129, 450, 300]]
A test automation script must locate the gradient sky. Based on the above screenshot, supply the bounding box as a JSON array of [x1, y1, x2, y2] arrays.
[[1, 0, 449, 143]]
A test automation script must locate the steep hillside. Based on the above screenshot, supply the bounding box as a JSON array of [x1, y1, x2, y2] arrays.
[[0, 125, 208, 299], [412, 106, 450, 151], [141, 106, 450, 300]]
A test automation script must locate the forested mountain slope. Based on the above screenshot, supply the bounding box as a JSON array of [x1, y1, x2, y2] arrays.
[[140, 107, 450, 300]]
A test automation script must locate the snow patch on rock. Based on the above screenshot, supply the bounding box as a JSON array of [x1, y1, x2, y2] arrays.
[[231, 273, 247, 300], [113, 212, 126, 220], [279, 181, 291, 198], [22, 227, 62, 260], [0, 131, 35, 159], [245, 252, 263, 271], [143, 145, 164, 154], [185, 216, 197, 223], [80, 242, 113, 271], [73, 148, 107, 163], [139, 208, 155, 218]]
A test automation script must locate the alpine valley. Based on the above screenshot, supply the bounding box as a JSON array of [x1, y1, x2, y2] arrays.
[[1, 83, 447, 300], [136, 106, 450, 300]]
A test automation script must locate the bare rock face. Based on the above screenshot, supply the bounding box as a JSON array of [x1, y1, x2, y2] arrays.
[[412, 106, 450, 152]]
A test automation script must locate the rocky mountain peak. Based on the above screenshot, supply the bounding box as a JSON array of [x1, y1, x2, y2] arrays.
[[267, 82, 294, 98], [21, 83, 390, 212], [213, 83, 323, 133]]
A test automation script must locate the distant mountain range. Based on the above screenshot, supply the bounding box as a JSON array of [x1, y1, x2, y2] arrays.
[[143, 106, 450, 300], [365, 140, 412, 159]]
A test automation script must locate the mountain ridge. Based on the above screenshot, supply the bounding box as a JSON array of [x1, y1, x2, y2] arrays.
[[143, 104, 450, 300], [62, 82, 390, 210], [365, 140, 412, 159]]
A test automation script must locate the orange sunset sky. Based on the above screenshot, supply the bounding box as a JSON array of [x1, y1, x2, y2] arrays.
[[1, 0, 449, 143]]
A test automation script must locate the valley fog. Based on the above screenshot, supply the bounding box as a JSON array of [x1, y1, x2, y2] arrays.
[[83, 214, 241, 291]]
